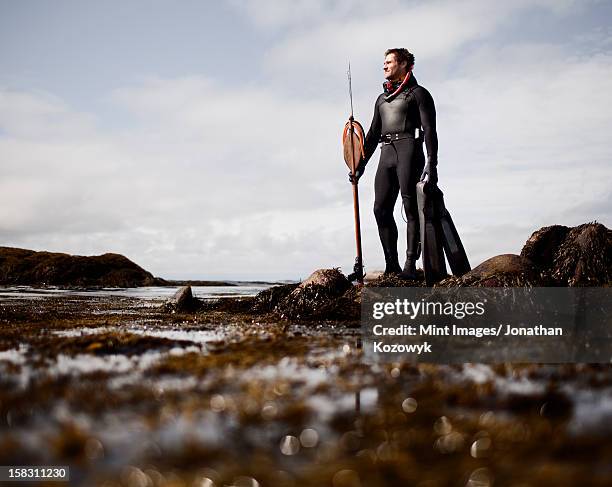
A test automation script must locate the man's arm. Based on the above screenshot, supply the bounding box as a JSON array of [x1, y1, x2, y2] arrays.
[[350, 96, 382, 182], [417, 87, 438, 162], [416, 87, 439, 183]]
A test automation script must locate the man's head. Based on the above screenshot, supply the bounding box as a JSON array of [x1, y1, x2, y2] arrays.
[[383, 48, 415, 81]]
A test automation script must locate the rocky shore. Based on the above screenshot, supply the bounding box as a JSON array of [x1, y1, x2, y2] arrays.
[[0, 222, 611, 486], [218, 222, 610, 322], [0, 247, 165, 288], [0, 247, 238, 288]]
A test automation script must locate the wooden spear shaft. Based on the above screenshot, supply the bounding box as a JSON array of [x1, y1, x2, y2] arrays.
[[351, 174, 364, 284], [347, 63, 364, 284], [348, 115, 364, 285]]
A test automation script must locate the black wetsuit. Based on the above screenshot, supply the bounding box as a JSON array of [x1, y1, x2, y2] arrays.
[[362, 74, 438, 269]]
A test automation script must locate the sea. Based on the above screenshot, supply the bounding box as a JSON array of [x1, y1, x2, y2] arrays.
[[0, 283, 279, 301]]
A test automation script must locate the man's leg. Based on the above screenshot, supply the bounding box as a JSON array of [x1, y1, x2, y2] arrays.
[[374, 146, 401, 274], [395, 139, 424, 278]]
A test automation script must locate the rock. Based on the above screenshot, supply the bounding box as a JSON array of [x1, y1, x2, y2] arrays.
[[520, 222, 611, 286], [521, 225, 570, 269], [276, 268, 352, 320], [252, 271, 360, 321], [324, 284, 361, 321], [251, 283, 299, 313], [440, 222, 611, 287], [366, 270, 426, 287], [469, 254, 536, 277], [297, 268, 351, 290], [548, 223, 611, 286], [0, 246, 161, 288], [439, 254, 540, 287], [162, 285, 201, 313], [173, 286, 194, 311]]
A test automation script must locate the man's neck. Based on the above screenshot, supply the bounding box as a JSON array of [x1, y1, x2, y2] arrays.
[[390, 71, 408, 83]]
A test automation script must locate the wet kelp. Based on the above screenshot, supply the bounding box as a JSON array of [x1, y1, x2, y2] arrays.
[[521, 222, 612, 286], [252, 269, 356, 321]]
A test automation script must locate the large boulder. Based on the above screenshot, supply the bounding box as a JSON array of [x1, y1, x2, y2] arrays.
[[297, 268, 351, 289], [275, 268, 353, 320], [439, 254, 540, 287], [520, 222, 611, 286], [439, 222, 611, 288], [0, 247, 162, 288]]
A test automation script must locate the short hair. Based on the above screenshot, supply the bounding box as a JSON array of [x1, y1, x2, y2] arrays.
[[385, 48, 415, 68]]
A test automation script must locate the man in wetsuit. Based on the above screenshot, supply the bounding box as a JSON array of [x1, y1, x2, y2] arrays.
[[350, 48, 438, 279]]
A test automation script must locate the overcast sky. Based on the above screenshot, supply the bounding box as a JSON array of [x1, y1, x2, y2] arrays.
[[1, 0, 611, 280]]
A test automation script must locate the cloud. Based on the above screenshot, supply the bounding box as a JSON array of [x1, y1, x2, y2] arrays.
[[0, 79, 358, 279], [231, 0, 581, 31], [434, 43, 612, 223], [0, 89, 97, 139], [1, 0, 610, 279], [228, 0, 399, 29], [237, 0, 586, 87]]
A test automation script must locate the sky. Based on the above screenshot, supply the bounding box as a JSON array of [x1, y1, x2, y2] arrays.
[[1, 0, 611, 280]]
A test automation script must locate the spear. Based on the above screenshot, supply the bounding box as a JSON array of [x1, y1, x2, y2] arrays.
[[343, 62, 365, 284]]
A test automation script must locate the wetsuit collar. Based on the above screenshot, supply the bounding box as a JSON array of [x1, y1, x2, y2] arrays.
[[383, 72, 418, 101]]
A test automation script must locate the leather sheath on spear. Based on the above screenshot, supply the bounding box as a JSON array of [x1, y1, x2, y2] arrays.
[[342, 63, 366, 284]]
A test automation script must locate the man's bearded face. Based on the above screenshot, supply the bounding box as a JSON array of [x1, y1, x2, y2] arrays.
[[383, 53, 406, 81]]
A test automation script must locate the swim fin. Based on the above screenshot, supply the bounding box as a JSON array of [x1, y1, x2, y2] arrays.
[[417, 182, 471, 285], [416, 181, 447, 285], [435, 189, 471, 276]]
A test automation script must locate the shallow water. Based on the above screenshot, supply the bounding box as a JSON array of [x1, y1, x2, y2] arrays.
[[52, 326, 224, 344], [0, 284, 272, 300]]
